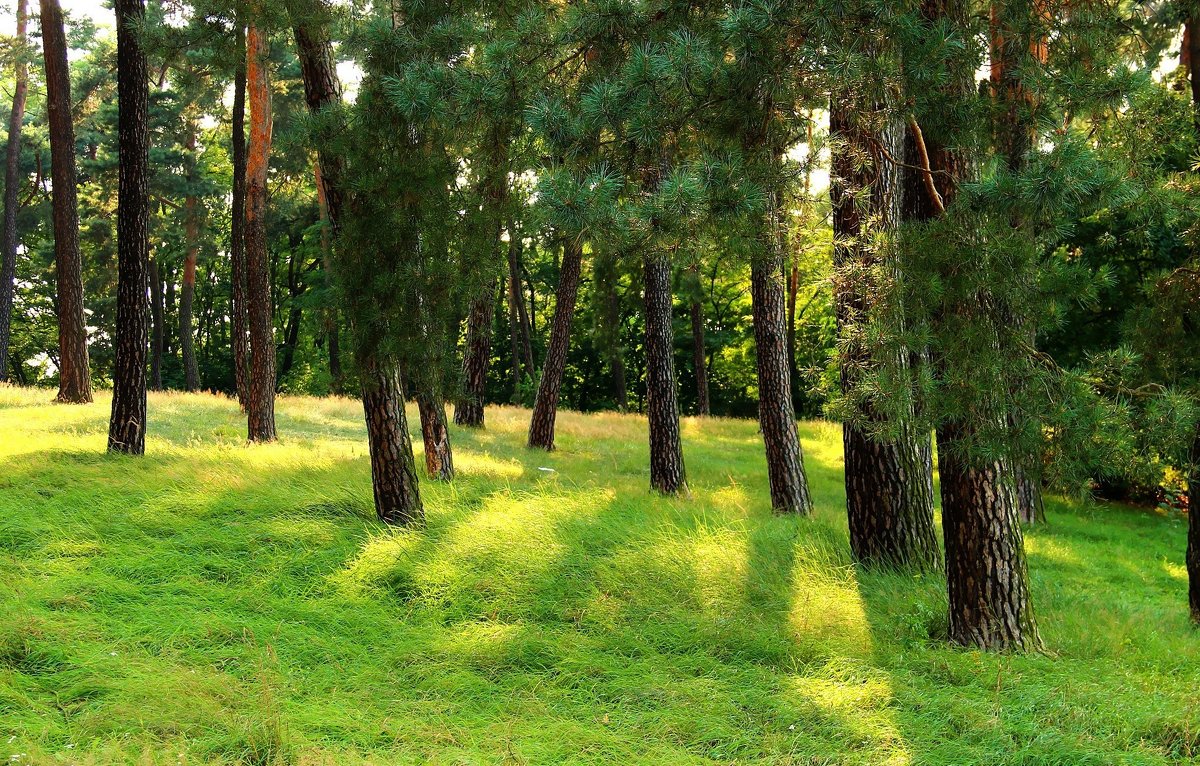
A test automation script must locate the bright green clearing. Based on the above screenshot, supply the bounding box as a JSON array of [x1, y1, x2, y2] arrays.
[[0, 387, 1196, 765]]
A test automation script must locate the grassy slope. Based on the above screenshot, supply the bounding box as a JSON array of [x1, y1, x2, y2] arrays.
[[0, 386, 1196, 766]]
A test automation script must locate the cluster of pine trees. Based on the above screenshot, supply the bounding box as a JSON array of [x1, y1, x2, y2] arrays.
[[1, 0, 1199, 653]]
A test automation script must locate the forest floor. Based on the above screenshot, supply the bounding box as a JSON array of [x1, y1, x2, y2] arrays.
[[0, 387, 1197, 765]]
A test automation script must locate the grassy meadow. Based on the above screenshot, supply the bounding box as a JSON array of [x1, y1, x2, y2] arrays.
[[0, 386, 1197, 765]]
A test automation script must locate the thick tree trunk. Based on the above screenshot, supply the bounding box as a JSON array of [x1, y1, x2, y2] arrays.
[[149, 256, 164, 390], [904, 0, 1039, 651], [689, 300, 709, 416], [527, 237, 583, 450], [830, 94, 939, 569], [231, 25, 249, 408], [244, 22, 276, 442], [0, 0, 28, 383], [750, 239, 811, 514], [643, 254, 687, 495], [108, 0, 150, 455], [417, 386, 454, 481], [455, 287, 492, 427], [41, 0, 91, 403], [181, 124, 200, 392], [939, 422, 1039, 649], [360, 357, 423, 525], [991, 1, 1047, 524]]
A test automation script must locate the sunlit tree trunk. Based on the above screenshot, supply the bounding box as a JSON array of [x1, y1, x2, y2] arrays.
[[0, 0, 28, 383], [108, 0, 150, 454], [41, 0, 92, 403], [244, 21, 276, 442], [417, 386, 454, 481], [528, 237, 583, 450]]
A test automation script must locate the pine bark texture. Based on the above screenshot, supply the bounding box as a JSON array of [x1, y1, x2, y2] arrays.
[[643, 254, 687, 495], [830, 94, 939, 569], [527, 238, 583, 450], [244, 22, 276, 442], [0, 0, 28, 383], [108, 0, 150, 455], [360, 358, 424, 525], [750, 243, 811, 514], [230, 26, 249, 408], [41, 0, 92, 403], [417, 388, 455, 481]]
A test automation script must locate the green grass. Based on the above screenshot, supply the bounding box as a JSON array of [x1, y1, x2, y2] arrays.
[[0, 385, 1197, 765]]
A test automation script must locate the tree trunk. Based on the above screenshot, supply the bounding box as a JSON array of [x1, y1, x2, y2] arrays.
[[506, 232, 535, 397], [277, 245, 304, 382], [905, 0, 1039, 651], [41, 0, 91, 403], [750, 237, 811, 514], [149, 255, 164, 390], [596, 250, 630, 412], [108, 0, 150, 455], [0, 0, 28, 383], [455, 287, 492, 427], [314, 161, 343, 394], [231, 24, 249, 408], [244, 21, 276, 442], [181, 123, 201, 392], [360, 357, 423, 525], [643, 253, 687, 495], [417, 386, 454, 481], [527, 237, 583, 450], [830, 93, 939, 569], [939, 422, 1039, 649]]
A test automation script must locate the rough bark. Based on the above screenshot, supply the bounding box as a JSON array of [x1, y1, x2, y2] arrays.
[[750, 231, 811, 514], [643, 254, 687, 495], [181, 123, 200, 391], [231, 24, 249, 408], [417, 386, 454, 481], [830, 94, 939, 569], [244, 22, 276, 442], [527, 237, 583, 450], [905, 0, 1039, 651], [0, 0, 28, 383], [108, 0, 150, 455], [149, 255, 163, 390], [41, 0, 92, 403], [455, 287, 492, 427], [360, 357, 424, 525]]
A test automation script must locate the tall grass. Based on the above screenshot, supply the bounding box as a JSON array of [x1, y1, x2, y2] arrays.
[[0, 386, 1196, 764]]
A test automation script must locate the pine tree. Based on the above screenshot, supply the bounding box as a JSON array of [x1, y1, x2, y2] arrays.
[[0, 0, 28, 383], [108, 0, 151, 455], [40, 0, 92, 403], [230, 21, 250, 409], [244, 17, 276, 442]]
